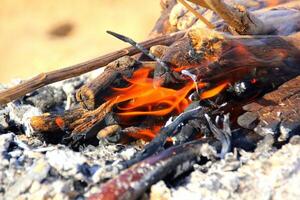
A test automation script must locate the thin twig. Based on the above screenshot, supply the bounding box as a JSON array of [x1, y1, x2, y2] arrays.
[[107, 30, 170, 70], [178, 0, 215, 29], [0, 31, 185, 105]]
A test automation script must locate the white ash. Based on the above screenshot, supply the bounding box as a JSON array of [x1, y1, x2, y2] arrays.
[[150, 136, 300, 200], [46, 148, 87, 177], [7, 102, 43, 137]]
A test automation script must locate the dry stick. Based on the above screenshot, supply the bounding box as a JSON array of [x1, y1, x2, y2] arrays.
[[177, 0, 215, 29], [0, 31, 185, 105], [186, 0, 210, 9], [187, 0, 274, 35]]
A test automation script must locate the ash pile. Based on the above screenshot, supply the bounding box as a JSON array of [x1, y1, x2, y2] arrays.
[[1, 0, 300, 200]]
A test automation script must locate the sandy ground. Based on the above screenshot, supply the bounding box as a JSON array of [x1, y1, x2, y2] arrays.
[[0, 0, 161, 83]]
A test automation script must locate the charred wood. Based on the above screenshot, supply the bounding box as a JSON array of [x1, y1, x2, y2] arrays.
[[30, 107, 86, 133], [30, 101, 114, 139], [88, 129, 262, 200], [88, 138, 218, 200], [117, 106, 209, 170], [238, 75, 300, 142], [160, 29, 300, 88], [76, 56, 136, 110]]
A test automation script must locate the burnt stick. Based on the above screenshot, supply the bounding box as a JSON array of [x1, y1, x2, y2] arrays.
[[88, 130, 262, 200], [88, 138, 216, 200]]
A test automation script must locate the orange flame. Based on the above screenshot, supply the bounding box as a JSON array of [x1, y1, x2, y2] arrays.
[[106, 67, 229, 139]]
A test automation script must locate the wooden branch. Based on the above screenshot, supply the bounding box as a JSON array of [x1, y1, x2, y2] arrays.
[[30, 107, 87, 132], [0, 31, 185, 106], [187, 0, 274, 35], [30, 100, 115, 134], [186, 0, 210, 9]]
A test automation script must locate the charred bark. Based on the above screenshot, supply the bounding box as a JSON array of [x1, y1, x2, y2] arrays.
[[238, 75, 300, 142], [160, 29, 300, 88], [76, 56, 136, 110]]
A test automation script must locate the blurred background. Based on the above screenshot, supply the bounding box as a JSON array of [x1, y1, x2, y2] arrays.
[[0, 0, 161, 83]]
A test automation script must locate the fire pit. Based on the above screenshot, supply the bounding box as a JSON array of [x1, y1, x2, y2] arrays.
[[1, 0, 300, 199]]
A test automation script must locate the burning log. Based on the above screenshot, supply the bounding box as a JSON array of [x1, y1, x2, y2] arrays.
[[238, 75, 300, 142], [160, 29, 300, 88], [76, 56, 136, 110]]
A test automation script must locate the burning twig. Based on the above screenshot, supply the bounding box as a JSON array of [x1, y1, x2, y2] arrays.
[[0, 31, 185, 105], [30, 107, 87, 133], [30, 100, 115, 142]]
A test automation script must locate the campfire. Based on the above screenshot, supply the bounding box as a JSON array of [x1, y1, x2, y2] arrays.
[[1, 0, 300, 199]]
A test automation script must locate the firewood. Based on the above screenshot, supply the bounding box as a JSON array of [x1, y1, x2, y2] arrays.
[[88, 138, 216, 200], [30, 107, 87, 133], [71, 101, 114, 134], [160, 29, 300, 86], [0, 31, 185, 106], [76, 56, 136, 110], [30, 100, 114, 135]]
